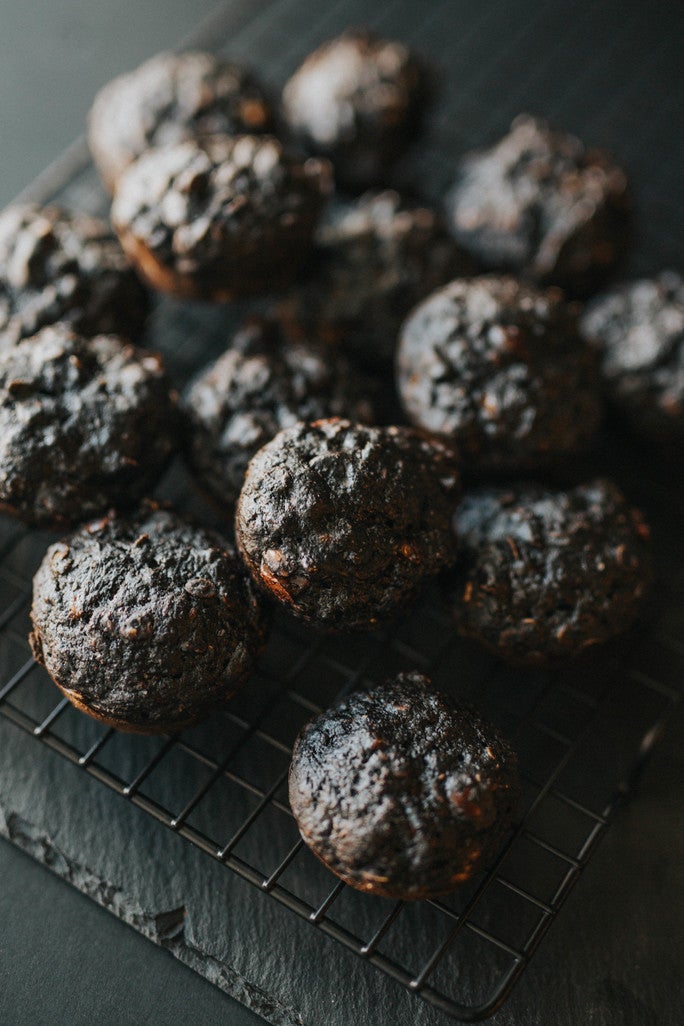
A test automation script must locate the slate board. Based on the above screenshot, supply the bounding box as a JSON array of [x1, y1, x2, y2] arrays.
[[1, 0, 683, 1023]]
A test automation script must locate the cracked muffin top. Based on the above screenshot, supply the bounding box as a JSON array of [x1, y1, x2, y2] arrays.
[[235, 419, 461, 631]]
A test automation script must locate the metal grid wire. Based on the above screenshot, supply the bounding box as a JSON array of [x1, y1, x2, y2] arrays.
[[1, 0, 683, 1021]]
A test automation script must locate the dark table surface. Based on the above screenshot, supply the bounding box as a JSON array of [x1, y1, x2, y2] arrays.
[[0, 2, 683, 1025]]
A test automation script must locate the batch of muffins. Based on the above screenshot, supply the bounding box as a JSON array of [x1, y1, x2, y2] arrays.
[[0, 31, 681, 901]]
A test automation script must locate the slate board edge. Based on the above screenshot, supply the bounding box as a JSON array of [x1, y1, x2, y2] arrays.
[[0, 795, 305, 1026]]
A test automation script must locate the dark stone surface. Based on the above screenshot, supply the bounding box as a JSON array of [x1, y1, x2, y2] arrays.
[[0, 838, 263, 1026]]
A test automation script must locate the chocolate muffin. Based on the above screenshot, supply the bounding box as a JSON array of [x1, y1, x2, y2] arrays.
[[289, 672, 520, 899], [0, 325, 177, 527], [448, 479, 653, 666], [30, 507, 269, 734], [88, 51, 273, 193], [444, 115, 631, 295], [579, 272, 684, 445], [282, 30, 428, 191], [183, 316, 376, 509], [397, 276, 602, 474], [112, 134, 332, 300], [0, 204, 148, 347], [235, 419, 460, 631], [279, 189, 471, 368]]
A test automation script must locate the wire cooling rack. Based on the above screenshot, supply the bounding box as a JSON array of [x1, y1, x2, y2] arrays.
[[1, 0, 683, 1021]]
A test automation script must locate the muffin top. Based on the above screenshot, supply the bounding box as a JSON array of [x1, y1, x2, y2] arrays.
[[450, 478, 653, 665], [289, 672, 520, 899], [397, 275, 602, 473], [30, 507, 268, 731], [235, 419, 460, 630], [280, 190, 470, 367], [445, 114, 630, 293], [183, 315, 376, 507], [0, 324, 177, 525], [0, 203, 148, 347], [88, 50, 273, 191], [580, 271, 684, 443], [282, 30, 428, 189], [112, 135, 332, 297]]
